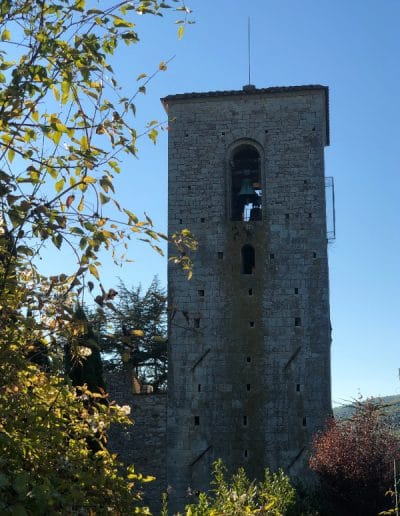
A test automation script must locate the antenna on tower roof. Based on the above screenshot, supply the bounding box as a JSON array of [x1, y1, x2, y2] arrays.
[[243, 17, 255, 91], [248, 17, 251, 85]]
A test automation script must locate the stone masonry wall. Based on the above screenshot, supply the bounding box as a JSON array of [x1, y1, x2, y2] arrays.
[[105, 369, 167, 513], [164, 86, 332, 512]]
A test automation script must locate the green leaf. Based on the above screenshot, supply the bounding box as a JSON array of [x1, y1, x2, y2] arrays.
[[52, 233, 63, 249], [99, 193, 110, 205]]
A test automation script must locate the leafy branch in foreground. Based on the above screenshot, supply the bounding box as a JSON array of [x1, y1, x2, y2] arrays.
[[0, 0, 193, 512]]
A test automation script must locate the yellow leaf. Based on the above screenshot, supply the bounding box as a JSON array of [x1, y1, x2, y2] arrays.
[[31, 111, 39, 123], [55, 178, 65, 193], [51, 85, 60, 102], [1, 29, 10, 41], [159, 61, 167, 71], [80, 134, 88, 150], [130, 329, 144, 337], [83, 176, 96, 184], [77, 197, 84, 212], [88, 264, 99, 280], [61, 80, 70, 104], [7, 148, 15, 163], [178, 25, 184, 40]]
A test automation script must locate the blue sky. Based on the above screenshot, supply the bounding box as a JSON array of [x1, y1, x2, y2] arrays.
[[48, 1, 400, 406]]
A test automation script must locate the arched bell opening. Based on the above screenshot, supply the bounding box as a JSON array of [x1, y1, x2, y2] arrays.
[[230, 145, 262, 222]]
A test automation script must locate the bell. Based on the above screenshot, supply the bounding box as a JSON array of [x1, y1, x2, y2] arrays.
[[238, 178, 257, 198]]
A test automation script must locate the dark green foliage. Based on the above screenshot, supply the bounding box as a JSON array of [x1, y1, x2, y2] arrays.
[[91, 277, 168, 391], [64, 304, 105, 393]]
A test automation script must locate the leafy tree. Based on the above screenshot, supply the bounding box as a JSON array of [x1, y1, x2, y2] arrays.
[[309, 399, 400, 516], [182, 460, 297, 516], [0, 0, 193, 512], [64, 304, 105, 393], [91, 277, 168, 392]]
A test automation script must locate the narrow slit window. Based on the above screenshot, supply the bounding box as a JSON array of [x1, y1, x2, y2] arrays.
[[241, 245, 255, 274], [243, 415, 248, 426], [294, 288, 299, 295], [244, 449, 248, 458], [302, 417, 307, 427], [248, 288, 253, 296], [198, 384, 201, 392], [246, 384, 251, 391], [194, 318, 200, 329], [295, 317, 302, 327], [194, 416, 200, 426], [296, 384, 301, 392], [201, 217, 205, 223]]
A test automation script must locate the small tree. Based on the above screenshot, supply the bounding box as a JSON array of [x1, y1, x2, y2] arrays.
[[309, 399, 400, 516]]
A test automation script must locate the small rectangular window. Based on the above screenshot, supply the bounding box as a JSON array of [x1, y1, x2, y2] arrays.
[[194, 416, 200, 426], [200, 217, 205, 223], [294, 288, 299, 295], [246, 384, 251, 391], [198, 384, 201, 392], [218, 252, 224, 259], [243, 416, 248, 426], [198, 289, 204, 297], [295, 317, 301, 327], [194, 318, 200, 328], [249, 321, 255, 328], [246, 356, 251, 363], [244, 449, 248, 458], [270, 253, 275, 260], [302, 417, 307, 427], [296, 384, 301, 392]]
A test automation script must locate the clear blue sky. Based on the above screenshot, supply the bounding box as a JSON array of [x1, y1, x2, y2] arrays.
[[52, 1, 400, 406]]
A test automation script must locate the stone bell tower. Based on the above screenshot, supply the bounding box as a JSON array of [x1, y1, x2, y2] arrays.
[[162, 85, 332, 510]]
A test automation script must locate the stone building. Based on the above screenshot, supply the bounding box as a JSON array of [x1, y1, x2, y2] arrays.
[[163, 84, 332, 511]]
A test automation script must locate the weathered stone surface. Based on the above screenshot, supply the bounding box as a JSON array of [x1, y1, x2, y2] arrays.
[[165, 85, 332, 512], [105, 369, 166, 513]]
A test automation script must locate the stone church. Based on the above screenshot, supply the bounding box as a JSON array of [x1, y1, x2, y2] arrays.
[[108, 84, 333, 513]]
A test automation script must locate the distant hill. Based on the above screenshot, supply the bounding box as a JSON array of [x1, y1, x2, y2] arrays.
[[333, 395, 400, 426]]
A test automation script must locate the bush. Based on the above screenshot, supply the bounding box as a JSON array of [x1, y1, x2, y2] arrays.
[[183, 459, 297, 515], [309, 399, 400, 516]]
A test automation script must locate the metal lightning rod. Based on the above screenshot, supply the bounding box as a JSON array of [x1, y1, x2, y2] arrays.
[[248, 17, 251, 85]]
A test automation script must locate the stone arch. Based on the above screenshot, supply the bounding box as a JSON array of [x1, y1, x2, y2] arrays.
[[226, 139, 264, 221]]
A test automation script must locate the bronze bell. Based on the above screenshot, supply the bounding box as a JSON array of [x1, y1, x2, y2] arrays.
[[238, 178, 257, 198]]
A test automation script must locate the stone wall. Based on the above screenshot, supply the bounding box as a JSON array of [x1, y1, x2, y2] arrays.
[[164, 85, 332, 512], [105, 369, 167, 513]]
